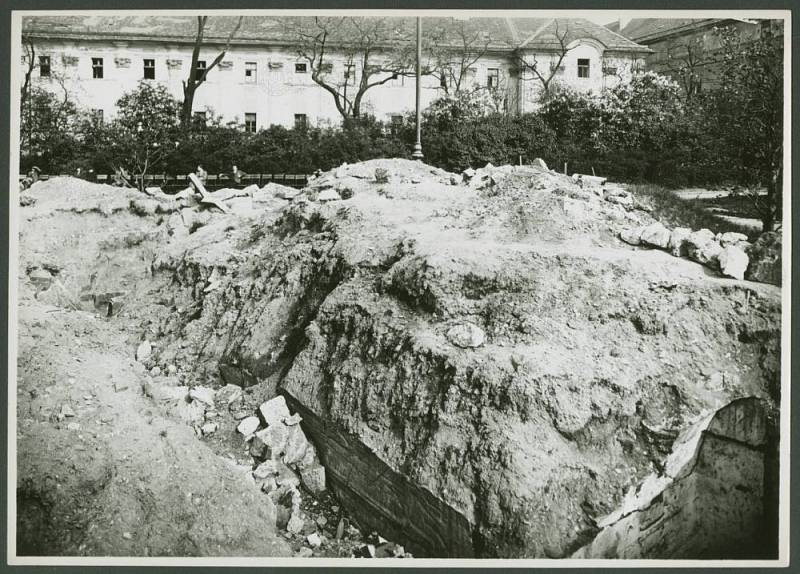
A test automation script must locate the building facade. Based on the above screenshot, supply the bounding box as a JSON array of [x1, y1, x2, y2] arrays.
[[611, 18, 784, 97], [21, 15, 650, 129]]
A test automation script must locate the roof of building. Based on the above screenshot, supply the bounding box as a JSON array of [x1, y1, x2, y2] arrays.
[[613, 18, 761, 43], [22, 15, 650, 53]]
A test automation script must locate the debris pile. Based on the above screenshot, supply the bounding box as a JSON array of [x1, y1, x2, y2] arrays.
[[618, 221, 775, 282], [16, 158, 781, 559]]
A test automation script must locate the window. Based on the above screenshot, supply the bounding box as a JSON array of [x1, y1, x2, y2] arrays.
[[487, 68, 499, 88], [294, 114, 308, 129], [344, 63, 355, 82], [39, 56, 51, 78], [244, 113, 257, 133], [92, 57, 104, 79], [390, 115, 403, 135], [389, 72, 404, 87], [602, 65, 618, 76], [577, 58, 590, 78], [143, 58, 155, 79], [295, 62, 307, 73], [196, 60, 207, 78], [91, 108, 104, 123], [245, 62, 257, 83]]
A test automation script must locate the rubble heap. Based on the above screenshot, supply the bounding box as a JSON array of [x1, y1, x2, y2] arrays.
[[17, 159, 781, 559]]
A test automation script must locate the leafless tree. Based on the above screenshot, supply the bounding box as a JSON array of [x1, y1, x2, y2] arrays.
[[287, 17, 416, 121], [20, 39, 36, 111], [661, 35, 718, 101], [181, 16, 243, 126], [512, 22, 574, 101], [426, 21, 491, 94]]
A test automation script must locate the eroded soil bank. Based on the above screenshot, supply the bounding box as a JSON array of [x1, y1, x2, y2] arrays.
[[16, 159, 781, 558]]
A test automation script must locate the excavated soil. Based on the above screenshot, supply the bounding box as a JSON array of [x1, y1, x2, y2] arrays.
[[14, 159, 782, 559]]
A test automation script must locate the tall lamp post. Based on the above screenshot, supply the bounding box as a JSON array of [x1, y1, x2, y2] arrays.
[[411, 16, 424, 160]]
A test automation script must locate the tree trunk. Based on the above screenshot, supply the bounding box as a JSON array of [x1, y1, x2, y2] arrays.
[[182, 82, 198, 126], [761, 166, 781, 233]]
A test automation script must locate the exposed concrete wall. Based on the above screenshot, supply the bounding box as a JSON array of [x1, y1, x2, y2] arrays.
[[572, 397, 778, 559]]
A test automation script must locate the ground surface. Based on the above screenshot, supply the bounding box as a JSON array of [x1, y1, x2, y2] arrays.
[[14, 162, 782, 559]]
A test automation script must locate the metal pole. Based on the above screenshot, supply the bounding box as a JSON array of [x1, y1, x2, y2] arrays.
[[411, 16, 424, 160]]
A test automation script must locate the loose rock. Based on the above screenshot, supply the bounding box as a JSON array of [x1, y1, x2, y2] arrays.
[[619, 227, 644, 246], [446, 323, 486, 349], [136, 340, 152, 362], [237, 416, 260, 436], [745, 231, 782, 286], [300, 465, 326, 495], [718, 245, 749, 281], [258, 395, 291, 427], [640, 222, 671, 249], [668, 227, 692, 257], [686, 228, 723, 266]]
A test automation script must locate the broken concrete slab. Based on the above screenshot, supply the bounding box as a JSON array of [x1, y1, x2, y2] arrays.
[[300, 465, 326, 495], [718, 245, 749, 281], [258, 395, 291, 427]]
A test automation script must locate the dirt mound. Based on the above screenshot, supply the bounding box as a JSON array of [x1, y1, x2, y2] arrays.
[[15, 161, 781, 559]]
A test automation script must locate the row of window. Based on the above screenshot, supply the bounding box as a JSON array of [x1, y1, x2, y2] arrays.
[[192, 111, 309, 132], [37, 55, 323, 81], [37, 54, 598, 84]]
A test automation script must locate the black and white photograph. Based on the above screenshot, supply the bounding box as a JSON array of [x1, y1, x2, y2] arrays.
[[6, 5, 791, 567]]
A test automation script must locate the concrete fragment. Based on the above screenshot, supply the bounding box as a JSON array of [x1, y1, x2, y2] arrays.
[[462, 168, 476, 181], [275, 462, 301, 489], [668, 227, 692, 257], [284, 413, 303, 426], [60, 404, 75, 418], [242, 184, 259, 195], [686, 229, 723, 266], [718, 245, 749, 280], [249, 435, 270, 460], [317, 189, 341, 203], [283, 424, 310, 466], [300, 465, 326, 495], [150, 366, 161, 377], [307, 533, 322, 548], [214, 384, 243, 406], [253, 460, 280, 479], [130, 198, 159, 216], [745, 231, 782, 286], [446, 323, 486, 349], [258, 395, 291, 427], [640, 221, 671, 249], [237, 416, 260, 436], [287, 513, 304, 534], [135, 340, 152, 362], [201, 422, 218, 436], [719, 231, 749, 247], [531, 158, 548, 170], [296, 547, 313, 558], [189, 386, 216, 407], [257, 424, 289, 457], [145, 383, 188, 403], [619, 227, 644, 246]]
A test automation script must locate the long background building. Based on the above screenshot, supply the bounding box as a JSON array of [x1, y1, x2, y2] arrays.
[[21, 15, 650, 129]]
